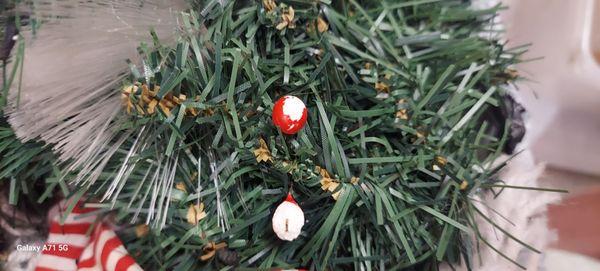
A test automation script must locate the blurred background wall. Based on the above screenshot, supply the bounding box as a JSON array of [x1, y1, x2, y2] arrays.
[[501, 0, 600, 268]]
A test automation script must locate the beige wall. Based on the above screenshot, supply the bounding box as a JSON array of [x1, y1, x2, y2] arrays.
[[501, 0, 600, 175]]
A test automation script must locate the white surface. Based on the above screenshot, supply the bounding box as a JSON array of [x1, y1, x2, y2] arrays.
[[545, 249, 600, 271]]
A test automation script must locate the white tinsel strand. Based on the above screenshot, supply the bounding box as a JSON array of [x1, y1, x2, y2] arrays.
[[5, 0, 187, 172]]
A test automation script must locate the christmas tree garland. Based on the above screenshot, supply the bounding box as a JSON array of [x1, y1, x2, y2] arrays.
[[0, 0, 541, 270]]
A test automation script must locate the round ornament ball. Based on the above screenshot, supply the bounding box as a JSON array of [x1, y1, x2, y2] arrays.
[[272, 95, 308, 135], [272, 193, 305, 241]]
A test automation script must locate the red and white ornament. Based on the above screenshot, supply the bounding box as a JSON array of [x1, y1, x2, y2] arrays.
[[272, 95, 308, 135], [272, 193, 305, 241]]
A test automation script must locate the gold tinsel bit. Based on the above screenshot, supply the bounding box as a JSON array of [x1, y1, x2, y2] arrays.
[[330, 185, 342, 200], [187, 96, 202, 117], [348, 6, 355, 17], [190, 171, 198, 182], [141, 84, 158, 99], [375, 81, 390, 93], [506, 68, 519, 80], [122, 85, 138, 114], [416, 130, 427, 139], [200, 242, 228, 261], [314, 48, 323, 57], [122, 85, 137, 94], [244, 108, 257, 118], [317, 166, 342, 200], [163, 93, 177, 107], [135, 224, 150, 238], [123, 83, 194, 117], [364, 62, 373, 70], [147, 99, 158, 114], [186, 203, 207, 225], [434, 155, 447, 166], [203, 108, 215, 116], [175, 182, 187, 193], [276, 6, 295, 30], [396, 109, 408, 120], [253, 138, 273, 163], [158, 101, 172, 116], [187, 107, 199, 117], [262, 0, 276, 12], [317, 16, 328, 33], [135, 104, 145, 116], [350, 176, 360, 185], [460, 180, 469, 190], [396, 99, 409, 120], [281, 160, 298, 173]]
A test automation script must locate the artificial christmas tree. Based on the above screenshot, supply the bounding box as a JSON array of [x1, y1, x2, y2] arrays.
[[0, 0, 563, 270]]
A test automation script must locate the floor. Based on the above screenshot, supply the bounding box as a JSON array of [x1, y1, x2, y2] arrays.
[[542, 167, 600, 260]]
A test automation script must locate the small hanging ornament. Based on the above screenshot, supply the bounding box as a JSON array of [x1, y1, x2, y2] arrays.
[[272, 193, 305, 241], [272, 95, 308, 135]]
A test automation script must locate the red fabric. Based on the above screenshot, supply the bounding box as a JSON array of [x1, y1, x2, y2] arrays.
[[49, 222, 94, 234], [35, 200, 143, 271], [272, 95, 308, 134], [42, 246, 85, 258]]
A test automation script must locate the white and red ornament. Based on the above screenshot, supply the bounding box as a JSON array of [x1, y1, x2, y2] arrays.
[[272, 95, 308, 135], [272, 193, 305, 241]]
